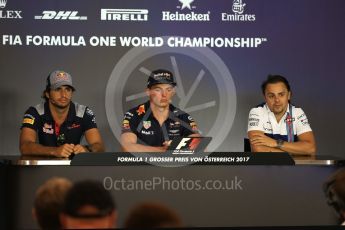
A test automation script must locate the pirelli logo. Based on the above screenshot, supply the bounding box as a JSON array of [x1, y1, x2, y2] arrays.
[[101, 9, 148, 21]]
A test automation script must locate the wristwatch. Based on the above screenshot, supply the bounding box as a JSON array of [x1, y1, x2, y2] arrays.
[[84, 145, 92, 152], [276, 139, 284, 149]]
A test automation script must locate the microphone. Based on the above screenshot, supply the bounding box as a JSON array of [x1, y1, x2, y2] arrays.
[[57, 133, 66, 146]]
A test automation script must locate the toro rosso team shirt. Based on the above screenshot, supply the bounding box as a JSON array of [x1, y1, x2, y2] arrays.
[[122, 101, 199, 147], [247, 103, 312, 142], [21, 102, 97, 146]]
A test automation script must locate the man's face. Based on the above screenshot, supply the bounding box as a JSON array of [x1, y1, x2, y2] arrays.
[[264, 82, 291, 116], [60, 205, 116, 229], [46, 85, 73, 109], [147, 84, 175, 108]]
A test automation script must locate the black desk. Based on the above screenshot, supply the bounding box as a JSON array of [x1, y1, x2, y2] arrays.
[[1, 153, 344, 166], [1, 153, 343, 229]]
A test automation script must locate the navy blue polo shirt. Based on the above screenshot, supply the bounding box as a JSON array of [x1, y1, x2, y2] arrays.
[[21, 102, 97, 146], [121, 101, 199, 147]]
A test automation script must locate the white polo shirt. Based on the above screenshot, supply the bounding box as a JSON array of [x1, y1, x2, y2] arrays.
[[247, 103, 312, 141]]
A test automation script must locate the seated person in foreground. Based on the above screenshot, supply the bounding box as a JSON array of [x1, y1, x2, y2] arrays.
[[324, 168, 345, 226], [32, 177, 72, 229], [60, 180, 117, 229], [20, 70, 105, 157], [247, 75, 316, 155], [124, 201, 183, 228], [121, 69, 200, 152]]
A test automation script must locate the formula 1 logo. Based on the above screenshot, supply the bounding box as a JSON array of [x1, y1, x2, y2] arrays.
[[34, 11, 87, 20], [170, 137, 211, 155], [175, 137, 200, 150]]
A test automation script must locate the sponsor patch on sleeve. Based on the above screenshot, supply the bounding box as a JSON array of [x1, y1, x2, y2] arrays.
[[249, 112, 259, 118], [249, 122, 259, 127], [23, 118, 35, 125], [190, 122, 199, 131], [86, 108, 95, 116], [122, 119, 130, 130]]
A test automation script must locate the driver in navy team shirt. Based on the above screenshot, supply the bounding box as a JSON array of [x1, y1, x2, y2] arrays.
[[20, 70, 105, 157], [121, 69, 200, 152]]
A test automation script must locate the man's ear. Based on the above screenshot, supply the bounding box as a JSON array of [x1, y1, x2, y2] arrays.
[[45, 91, 50, 99], [172, 87, 176, 96], [145, 88, 150, 97]]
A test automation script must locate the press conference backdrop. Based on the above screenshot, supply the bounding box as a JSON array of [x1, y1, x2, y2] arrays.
[[0, 0, 345, 155]]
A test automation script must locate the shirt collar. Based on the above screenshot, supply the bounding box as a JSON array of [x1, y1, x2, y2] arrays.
[[264, 103, 291, 116], [42, 101, 76, 122], [144, 101, 177, 122], [145, 101, 176, 113], [66, 102, 76, 122], [42, 102, 53, 121]]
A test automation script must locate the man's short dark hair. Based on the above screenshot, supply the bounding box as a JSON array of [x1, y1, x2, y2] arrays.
[[62, 180, 116, 218], [261, 75, 291, 94], [41, 86, 74, 102], [42, 89, 50, 102]]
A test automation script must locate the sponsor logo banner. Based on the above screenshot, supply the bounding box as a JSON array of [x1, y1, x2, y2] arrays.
[[162, 0, 210, 22], [222, 0, 256, 22], [101, 9, 148, 21], [0, 0, 22, 19], [35, 11, 87, 20]]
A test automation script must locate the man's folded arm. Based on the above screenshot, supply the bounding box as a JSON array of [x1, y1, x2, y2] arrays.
[[248, 130, 316, 155], [277, 131, 316, 155], [120, 132, 167, 152], [248, 130, 284, 152]]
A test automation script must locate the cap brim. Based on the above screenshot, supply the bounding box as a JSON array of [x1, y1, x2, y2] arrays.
[[147, 82, 176, 88], [51, 82, 75, 90]]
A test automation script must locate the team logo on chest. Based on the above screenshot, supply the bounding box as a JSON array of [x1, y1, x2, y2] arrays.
[[137, 104, 145, 115], [67, 123, 81, 129], [42, 123, 54, 134], [170, 121, 180, 128], [143, 120, 151, 129], [284, 116, 295, 124]]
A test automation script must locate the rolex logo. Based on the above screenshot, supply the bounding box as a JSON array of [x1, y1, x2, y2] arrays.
[[0, 0, 22, 19], [0, 0, 7, 9]]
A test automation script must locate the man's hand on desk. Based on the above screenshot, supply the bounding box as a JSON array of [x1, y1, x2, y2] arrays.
[[53, 144, 90, 158], [52, 144, 74, 158], [161, 140, 172, 151], [73, 144, 89, 154], [250, 132, 277, 148]]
